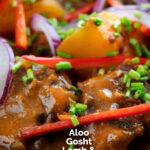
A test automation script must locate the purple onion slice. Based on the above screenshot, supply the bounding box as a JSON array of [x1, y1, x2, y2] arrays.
[[0, 38, 14, 104], [93, 0, 106, 13], [30, 14, 61, 56], [105, 5, 150, 28]]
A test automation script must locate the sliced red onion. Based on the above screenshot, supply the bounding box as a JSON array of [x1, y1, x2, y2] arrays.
[[30, 14, 61, 56], [61, 19, 78, 31], [105, 5, 150, 28], [93, 0, 106, 13], [0, 38, 14, 104]]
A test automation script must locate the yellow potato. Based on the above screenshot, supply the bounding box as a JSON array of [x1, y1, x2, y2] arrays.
[[57, 12, 138, 58], [0, 0, 64, 35]]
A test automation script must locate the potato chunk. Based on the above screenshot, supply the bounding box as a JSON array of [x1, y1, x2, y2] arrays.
[[57, 12, 145, 58]]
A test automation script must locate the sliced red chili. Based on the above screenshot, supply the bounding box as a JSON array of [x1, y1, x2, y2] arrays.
[[15, 0, 27, 51], [21, 103, 150, 139], [64, 2, 95, 22]]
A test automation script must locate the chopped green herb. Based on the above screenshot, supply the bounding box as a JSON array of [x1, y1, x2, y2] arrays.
[[56, 62, 72, 71], [15, 56, 23, 62], [22, 76, 29, 84], [139, 76, 148, 81], [57, 51, 72, 59], [106, 51, 117, 57], [134, 10, 142, 19], [145, 60, 150, 67], [11, 0, 17, 7], [113, 20, 121, 29], [69, 107, 76, 115], [142, 45, 150, 58], [136, 65, 147, 76], [131, 82, 144, 88], [134, 90, 145, 99], [123, 74, 129, 83], [77, 20, 86, 28], [69, 144, 74, 150], [131, 57, 139, 64], [113, 32, 120, 37], [129, 69, 141, 80], [98, 68, 105, 76], [125, 90, 131, 98], [129, 38, 142, 57], [126, 76, 131, 88], [143, 93, 150, 103], [42, 13, 49, 18], [30, 0, 37, 5], [27, 69, 34, 81], [94, 18, 103, 26], [121, 17, 132, 32], [12, 61, 22, 73], [134, 22, 141, 28], [71, 115, 79, 127]]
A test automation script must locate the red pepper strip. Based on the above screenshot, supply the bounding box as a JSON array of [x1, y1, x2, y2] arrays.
[[21, 103, 150, 139], [22, 56, 148, 69], [64, 2, 95, 22], [0, 0, 10, 13], [15, 0, 27, 51], [106, 0, 123, 7]]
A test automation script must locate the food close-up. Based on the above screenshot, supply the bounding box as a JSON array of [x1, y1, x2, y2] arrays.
[[0, 0, 150, 149]]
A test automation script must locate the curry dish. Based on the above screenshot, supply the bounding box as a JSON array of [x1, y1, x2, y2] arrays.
[[0, 0, 150, 150]]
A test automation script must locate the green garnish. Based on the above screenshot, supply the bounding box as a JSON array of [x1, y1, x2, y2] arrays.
[[129, 69, 141, 80], [142, 45, 150, 58], [134, 22, 141, 28], [69, 144, 75, 150], [121, 17, 132, 32], [22, 76, 29, 84], [98, 68, 105, 76], [131, 57, 139, 64], [134, 90, 145, 99], [11, 0, 17, 7], [136, 65, 147, 76], [71, 115, 79, 127], [94, 18, 103, 26], [27, 69, 34, 81], [12, 61, 23, 73], [131, 82, 144, 88], [42, 13, 49, 18], [56, 62, 72, 71], [57, 51, 72, 59], [125, 90, 131, 98], [145, 60, 150, 67], [143, 93, 150, 103], [113, 32, 120, 37], [134, 11, 142, 19], [30, 0, 37, 5], [106, 51, 117, 57], [69, 100, 87, 115], [129, 38, 142, 57], [77, 20, 86, 28]]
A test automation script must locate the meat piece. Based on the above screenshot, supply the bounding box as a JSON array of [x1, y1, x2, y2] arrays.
[[78, 67, 144, 150], [0, 65, 77, 149]]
